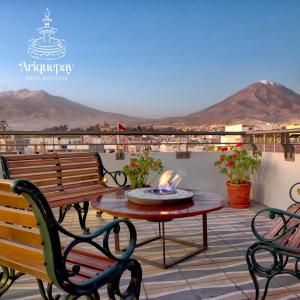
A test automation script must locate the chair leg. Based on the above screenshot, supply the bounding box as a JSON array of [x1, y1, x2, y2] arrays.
[[246, 243, 285, 300], [73, 201, 90, 233], [58, 205, 72, 224], [246, 248, 260, 300], [107, 259, 142, 299], [0, 267, 23, 297]]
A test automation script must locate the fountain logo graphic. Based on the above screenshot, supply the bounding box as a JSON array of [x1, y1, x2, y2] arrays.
[[19, 8, 73, 81], [28, 8, 66, 60]]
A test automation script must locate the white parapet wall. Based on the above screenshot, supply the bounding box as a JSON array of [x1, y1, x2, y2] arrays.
[[0, 151, 298, 210], [252, 152, 300, 209], [101, 152, 300, 210]]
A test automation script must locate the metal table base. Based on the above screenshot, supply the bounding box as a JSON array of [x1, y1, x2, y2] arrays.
[[117, 214, 208, 269]]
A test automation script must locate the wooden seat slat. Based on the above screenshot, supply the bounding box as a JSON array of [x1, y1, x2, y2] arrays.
[[62, 180, 103, 191], [17, 172, 60, 181], [58, 156, 98, 164], [9, 165, 59, 175], [0, 256, 50, 282], [47, 186, 113, 202], [60, 162, 99, 171], [0, 223, 41, 248], [4, 154, 57, 161], [0, 239, 44, 265], [0, 192, 31, 209], [47, 187, 118, 207], [61, 174, 100, 184], [57, 152, 96, 158], [0, 180, 14, 192], [0, 206, 38, 227], [32, 178, 62, 187], [264, 204, 300, 239], [61, 168, 99, 177], [286, 224, 300, 249], [41, 186, 63, 194], [7, 158, 58, 168]]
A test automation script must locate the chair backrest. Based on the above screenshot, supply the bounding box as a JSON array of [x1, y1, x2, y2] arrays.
[[0, 179, 64, 286], [1, 152, 106, 196]]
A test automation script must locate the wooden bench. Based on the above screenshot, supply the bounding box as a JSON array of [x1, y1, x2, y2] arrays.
[[0, 178, 142, 299], [0, 152, 127, 232], [247, 200, 300, 300]]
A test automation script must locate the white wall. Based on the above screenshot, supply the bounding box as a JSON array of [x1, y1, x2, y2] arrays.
[[101, 152, 228, 196], [1, 152, 298, 209], [252, 152, 300, 209], [102, 152, 300, 209]]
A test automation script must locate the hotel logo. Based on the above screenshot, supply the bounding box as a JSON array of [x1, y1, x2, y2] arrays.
[[19, 9, 73, 81], [28, 8, 66, 60]]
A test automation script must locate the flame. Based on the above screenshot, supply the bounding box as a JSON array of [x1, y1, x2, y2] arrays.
[[158, 170, 182, 191]]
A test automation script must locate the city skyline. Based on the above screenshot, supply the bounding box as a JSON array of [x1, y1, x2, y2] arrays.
[[1, 0, 300, 118]]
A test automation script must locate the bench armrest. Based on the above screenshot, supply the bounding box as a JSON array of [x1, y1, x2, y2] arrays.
[[251, 207, 300, 253], [103, 169, 128, 187], [58, 218, 136, 262]]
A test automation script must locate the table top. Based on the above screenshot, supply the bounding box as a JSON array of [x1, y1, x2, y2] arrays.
[[91, 189, 225, 221]]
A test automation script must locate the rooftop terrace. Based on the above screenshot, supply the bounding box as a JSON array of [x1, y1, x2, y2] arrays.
[[1, 130, 300, 299], [2, 203, 300, 300]]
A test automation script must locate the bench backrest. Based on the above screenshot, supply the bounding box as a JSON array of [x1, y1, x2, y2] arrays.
[[0, 179, 63, 284], [1, 152, 106, 197]]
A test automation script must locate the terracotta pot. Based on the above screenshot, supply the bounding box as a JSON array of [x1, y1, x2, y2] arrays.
[[226, 182, 251, 208]]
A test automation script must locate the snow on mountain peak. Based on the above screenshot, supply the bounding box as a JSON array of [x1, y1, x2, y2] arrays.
[[258, 80, 283, 87]]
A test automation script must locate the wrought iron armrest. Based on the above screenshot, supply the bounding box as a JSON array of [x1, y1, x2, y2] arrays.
[[251, 207, 300, 253], [103, 167, 128, 187], [57, 218, 136, 262]]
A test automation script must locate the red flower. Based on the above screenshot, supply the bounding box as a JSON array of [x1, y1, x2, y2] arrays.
[[220, 156, 225, 162], [221, 147, 228, 152], [236, 142, 242, 147], [131, 153, 136, 156], [231, 154, 237, 159], [152, 162, 158, 168], [130, 162, 137, 168], [227, 161, 235, 167]]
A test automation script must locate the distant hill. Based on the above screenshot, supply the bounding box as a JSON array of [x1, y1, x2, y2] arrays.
[[0, 89, 153, 130], [179, 81, 300, 125], [1, 81, 300, 130]]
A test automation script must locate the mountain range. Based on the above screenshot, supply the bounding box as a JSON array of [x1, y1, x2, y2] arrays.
[[0, 80, 299, 130]]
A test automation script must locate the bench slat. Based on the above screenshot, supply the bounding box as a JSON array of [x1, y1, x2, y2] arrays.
[[0, 256, 50, 282], [61, 168, 99, 177], [17, 172, 60, 181], [62, 180, 103, 191], [62, 174, 100, 184], [0, 206, 38, 227], [0, 192, 31, 210], [0, 223, 41, 248], [9, 165, 59, 175], [0, 180, 14, 192], [33, 178, 62, 187], [4, 154, 57, 161], [58, 152, 96, 158], [0, 239, 45, 265], [60, 162, 99, 171], [7, 158, 58, 168], [59, 156, 98, 164]]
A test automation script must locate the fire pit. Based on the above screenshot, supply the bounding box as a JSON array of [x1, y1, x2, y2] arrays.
[[126, 187, 194, 205], [126, 170, 194, 205]]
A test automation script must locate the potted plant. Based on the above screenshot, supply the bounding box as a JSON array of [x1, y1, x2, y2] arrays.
[[214, 143, 262, 208], [123, 151, 164, 189]]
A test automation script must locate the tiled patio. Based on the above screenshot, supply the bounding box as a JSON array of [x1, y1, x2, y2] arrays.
[[3, 202, 300, 300]]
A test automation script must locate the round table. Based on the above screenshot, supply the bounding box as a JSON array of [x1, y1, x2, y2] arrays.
[[91, 189, 225, 268]]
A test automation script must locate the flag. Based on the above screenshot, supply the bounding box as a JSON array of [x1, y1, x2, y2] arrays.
[[117, 123, 127, 131]]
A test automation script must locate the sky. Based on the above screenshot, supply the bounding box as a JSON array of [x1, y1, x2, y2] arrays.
[[1, 0, 300, 118]]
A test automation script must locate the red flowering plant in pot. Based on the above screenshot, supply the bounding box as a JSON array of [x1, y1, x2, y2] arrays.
[[214, 143, 262, 208], [123, 151, 164, 189]]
